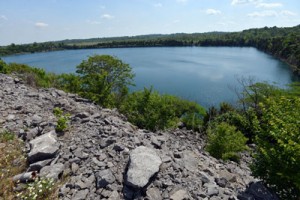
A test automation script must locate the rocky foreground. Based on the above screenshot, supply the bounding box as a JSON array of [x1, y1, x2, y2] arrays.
[[0, 74, 278, 200]]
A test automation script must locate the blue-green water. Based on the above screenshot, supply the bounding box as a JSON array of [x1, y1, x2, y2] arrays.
[[3, 47, 299, 108]]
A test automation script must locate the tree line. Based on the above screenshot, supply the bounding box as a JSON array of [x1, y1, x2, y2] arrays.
[[1, 25, 299, 73]]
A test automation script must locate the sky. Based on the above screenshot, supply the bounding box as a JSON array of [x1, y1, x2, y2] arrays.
[[0, 0, 299, 45]]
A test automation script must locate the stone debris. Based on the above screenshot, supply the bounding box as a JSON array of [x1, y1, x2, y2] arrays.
[[126, 146, 162, 188], [0, 73, 277, 199], [27, 130, 60, 164]]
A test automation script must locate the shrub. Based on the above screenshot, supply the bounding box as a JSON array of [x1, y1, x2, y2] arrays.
[[0, 130, 15, 141], [251, 96, 300, 199], [0, 59, 8, 73], [120, 87, 205, 131], [54, 73, 81, 93], [5, 63, 58, 88], [53, 107, 70, 132], [206, 122, 248, 161]]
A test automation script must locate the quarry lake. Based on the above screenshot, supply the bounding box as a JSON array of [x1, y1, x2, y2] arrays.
[[3, 47, 299, 108]]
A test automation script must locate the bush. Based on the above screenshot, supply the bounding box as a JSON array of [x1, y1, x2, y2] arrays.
[[0, 130, 15, 141], [206, 122, 248, 161], [0, 59, 8, 73], [5, 63, 57, 88], [251, 96, 300, 199], [120, 87, 205, 131], [53, 107, 70, 132], [54, 73, 81, 93]]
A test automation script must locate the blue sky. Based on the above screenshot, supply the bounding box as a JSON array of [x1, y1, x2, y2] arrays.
[[0, 0, 299, 45]]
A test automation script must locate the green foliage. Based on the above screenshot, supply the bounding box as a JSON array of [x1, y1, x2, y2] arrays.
[[120, 87, 205, 131], [53, 107, 70, 132], [0, 58, 8, 73], [206, 122, 248, 161], [16, 178, 55, 200], [76, 55, 134, 108], [55, 73, 81, 93], [5, 62, 57, 88], [286, 82, 300, 97], [251, 96, 300, 199], [0, 130, 15, 142]]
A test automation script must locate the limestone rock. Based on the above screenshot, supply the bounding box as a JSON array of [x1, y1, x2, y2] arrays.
[[13, 171, 38, 183], [72, 189, 89, 200], [27, 159, 52, 172], [95, 169, 116, 189], [170, 188, 189, 200], [238, 182, 279, 200], [28, 130, 60, 164], [40, 163, 64, 180], [126, 146, 162, 188], [146, 187, 162, 200]]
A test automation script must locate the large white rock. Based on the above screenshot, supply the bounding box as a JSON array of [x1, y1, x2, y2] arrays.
[[126, 146, 162, 188], [28, 130, 60, 164]]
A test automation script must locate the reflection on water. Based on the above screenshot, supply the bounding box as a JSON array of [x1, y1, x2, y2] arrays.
[[3, 47, 299, 108]]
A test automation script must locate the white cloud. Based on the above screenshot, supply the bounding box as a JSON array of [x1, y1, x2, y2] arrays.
[[248, 10, 278, 17], [86, 20, 102, 25], [231, 0, 262, 5], [101, 14, 114, 19], [248, 9, 298, 17], [177, 0, 188, 3], [205, 9, 221, 15], [256, 3, 282, 8], [35, 22, 49, 28], [0, 15, 8, 20], [154, 3, 163, 7], [280, 10, 297, 16]]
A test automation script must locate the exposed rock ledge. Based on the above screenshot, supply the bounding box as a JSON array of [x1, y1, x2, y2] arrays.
[[0, 73, 278, 200]]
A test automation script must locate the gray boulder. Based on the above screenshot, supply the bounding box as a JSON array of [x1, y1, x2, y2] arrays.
[[27, 159, 52, 172], [95, 169, 116, 189], [169, 188, 190, 200], [28, 131, 60, 163], [13, 171, 38, 183], [126, 146, 162, 188], [238, 182, 279, 200], [39, 163, 65, 180]]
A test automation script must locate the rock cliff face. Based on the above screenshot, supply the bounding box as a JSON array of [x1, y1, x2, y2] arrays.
[[0, 74, 277, 200]]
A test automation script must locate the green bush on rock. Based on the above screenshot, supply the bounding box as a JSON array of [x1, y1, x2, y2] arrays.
[[53, 107, 70, 132], [206, 122, 248, 161]]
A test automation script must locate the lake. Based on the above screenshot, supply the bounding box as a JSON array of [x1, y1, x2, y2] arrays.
[[2, 47, 299, 108]]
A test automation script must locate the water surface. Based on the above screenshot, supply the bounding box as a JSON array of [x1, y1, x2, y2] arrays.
[[3, 47, 298, 108]]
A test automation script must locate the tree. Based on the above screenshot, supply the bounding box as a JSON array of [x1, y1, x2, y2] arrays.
[[76, 55, 135, 107], [252, 96, 300, 199]]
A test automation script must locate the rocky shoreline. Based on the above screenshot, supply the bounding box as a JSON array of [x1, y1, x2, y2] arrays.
[[0, 73, 278, 200]]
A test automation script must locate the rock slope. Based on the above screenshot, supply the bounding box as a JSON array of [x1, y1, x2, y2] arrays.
[[0, 74, 277, 200]]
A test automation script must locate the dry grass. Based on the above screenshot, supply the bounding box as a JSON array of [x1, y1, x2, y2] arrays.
[[0, 130, 68, 200], [0, 130, 27, 199]]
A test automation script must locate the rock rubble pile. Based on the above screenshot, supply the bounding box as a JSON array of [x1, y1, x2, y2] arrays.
[[0, 74, 278, 200]]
